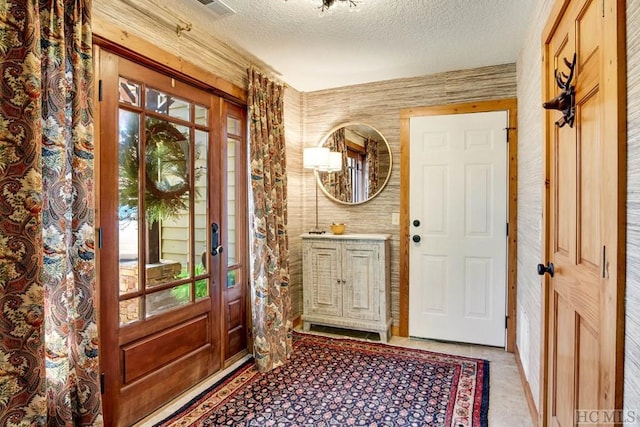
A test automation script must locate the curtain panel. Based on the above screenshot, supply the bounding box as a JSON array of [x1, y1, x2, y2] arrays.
[[365, 137, 379, 197], [247, 68, 292, 372], [319, 133, 338, 199], [0, 1, 103, 425], [331, 128, 351, 202]]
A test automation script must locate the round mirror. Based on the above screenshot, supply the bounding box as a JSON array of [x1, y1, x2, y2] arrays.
[[316, 123, 392, 205]]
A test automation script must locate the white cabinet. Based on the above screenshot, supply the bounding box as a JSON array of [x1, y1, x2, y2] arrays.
[[302, 234, 391, 342]]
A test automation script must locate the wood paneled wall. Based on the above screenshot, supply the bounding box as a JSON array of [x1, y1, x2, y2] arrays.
[[625, 0, 640, 418], [295, 64, 517, 326]]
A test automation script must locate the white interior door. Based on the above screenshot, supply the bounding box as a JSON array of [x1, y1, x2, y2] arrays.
[[409, 111, 508, 347]]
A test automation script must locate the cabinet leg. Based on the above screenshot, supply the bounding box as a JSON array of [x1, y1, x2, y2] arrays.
[[379, 330, 389, 343], [303, 322, 311, 332]]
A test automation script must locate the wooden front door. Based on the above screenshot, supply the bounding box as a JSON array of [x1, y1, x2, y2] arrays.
[[96, 50, 248, 426], [541, 0, 625, 424]]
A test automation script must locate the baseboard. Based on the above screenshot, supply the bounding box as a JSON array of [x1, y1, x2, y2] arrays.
[[292, 315, 302, 329], [514, 344, 539, 426], [391, 324, 400, 337]]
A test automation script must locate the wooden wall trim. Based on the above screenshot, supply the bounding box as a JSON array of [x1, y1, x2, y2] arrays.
[[398, 98, 518, 354], [92, 16, 247, 104], [399, 115, 411, 337]]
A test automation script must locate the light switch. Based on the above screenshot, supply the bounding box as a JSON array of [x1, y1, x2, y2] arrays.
[[391, 212, 400, 225]]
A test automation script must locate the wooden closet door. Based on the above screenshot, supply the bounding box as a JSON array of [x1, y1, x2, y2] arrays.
[[542, 0, 625, 424]]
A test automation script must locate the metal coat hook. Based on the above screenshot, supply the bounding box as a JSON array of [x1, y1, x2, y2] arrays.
[[542, 52, 577, 128], [176, 22, 192, 37]]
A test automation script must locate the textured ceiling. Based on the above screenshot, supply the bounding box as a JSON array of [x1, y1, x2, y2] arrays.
[[178, 0, 535, 92]]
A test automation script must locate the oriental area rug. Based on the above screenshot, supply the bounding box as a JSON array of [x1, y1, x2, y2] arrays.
[[155, 332, 490, 427]]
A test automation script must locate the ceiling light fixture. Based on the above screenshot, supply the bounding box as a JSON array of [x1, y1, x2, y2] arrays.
[[318, 0, 359, 12], [286, 0, 360, 13]]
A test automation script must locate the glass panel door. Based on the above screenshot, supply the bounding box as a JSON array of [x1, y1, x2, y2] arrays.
[[98, 52, 227, 426]]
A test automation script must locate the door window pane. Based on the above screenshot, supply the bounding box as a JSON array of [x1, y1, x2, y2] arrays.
[[119, 77, 140, 106], [118, 109, 140, 295], [195, 278, 209, 301], [195, 129, 209, 276], [227, 269, 238, 289], [145, 87, 191, 121], [120, 298, 141, 325], [227, 138, 237, 266], [146, 284, 190, 317], [195, 105, 208, 126], [145, 118, 191, 289], [227, 117, 241, 136]]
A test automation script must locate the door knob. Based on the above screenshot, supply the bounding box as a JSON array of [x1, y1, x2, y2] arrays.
[[537, 262, 555, 277], [413, 219, 421, 227], [412, 235, 421, 243]]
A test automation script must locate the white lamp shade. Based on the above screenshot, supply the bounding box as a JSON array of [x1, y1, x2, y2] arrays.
[[319, 151, 342, 172], [303, 146, 330, 169]]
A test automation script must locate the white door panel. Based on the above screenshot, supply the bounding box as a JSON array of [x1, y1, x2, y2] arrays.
[[409, 111, 507, 347]]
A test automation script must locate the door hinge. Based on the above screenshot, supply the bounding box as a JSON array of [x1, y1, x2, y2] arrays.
[[602, 0, 605, 17], [505, 127, 516, 143], [505, 316, 508, 329], [100, 373, 105, 394], [98, 79, 103, 102], [506, 222, 509, 236], [602, 245, 607, 278], [97, 227, 103, 249]]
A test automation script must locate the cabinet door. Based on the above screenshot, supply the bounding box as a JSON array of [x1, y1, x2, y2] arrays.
[[304, 243, 342, 317], [342, 243, 380, 321]]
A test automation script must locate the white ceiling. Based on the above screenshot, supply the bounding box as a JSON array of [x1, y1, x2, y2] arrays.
[[186, 0, 535, 92]]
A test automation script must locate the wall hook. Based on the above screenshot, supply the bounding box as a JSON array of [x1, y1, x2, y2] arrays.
[[542, 53, 577, 128], [176, 22, 192, 37]]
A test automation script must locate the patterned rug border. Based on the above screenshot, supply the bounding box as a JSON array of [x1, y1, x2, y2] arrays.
[[155, 331, 490, 427]]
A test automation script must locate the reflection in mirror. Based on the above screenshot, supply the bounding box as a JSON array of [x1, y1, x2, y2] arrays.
[[317, 123, 392, 204]]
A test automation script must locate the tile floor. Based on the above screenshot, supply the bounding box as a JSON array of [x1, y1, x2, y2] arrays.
[[135, 326, 534, 426]]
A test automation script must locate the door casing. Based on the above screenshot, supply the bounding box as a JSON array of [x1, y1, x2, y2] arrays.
[[399, 99, 518, 353]]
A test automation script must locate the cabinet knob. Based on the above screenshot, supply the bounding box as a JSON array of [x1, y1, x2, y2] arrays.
[[413, 219, 421, 227]]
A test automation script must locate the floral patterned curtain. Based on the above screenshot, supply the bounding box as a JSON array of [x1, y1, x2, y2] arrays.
[[319, 129, 353, 201], [0, 1, 103, 425], [365, 137, 379, 197], [247, 68, 292, 372], [335, 128, 352, 201]]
